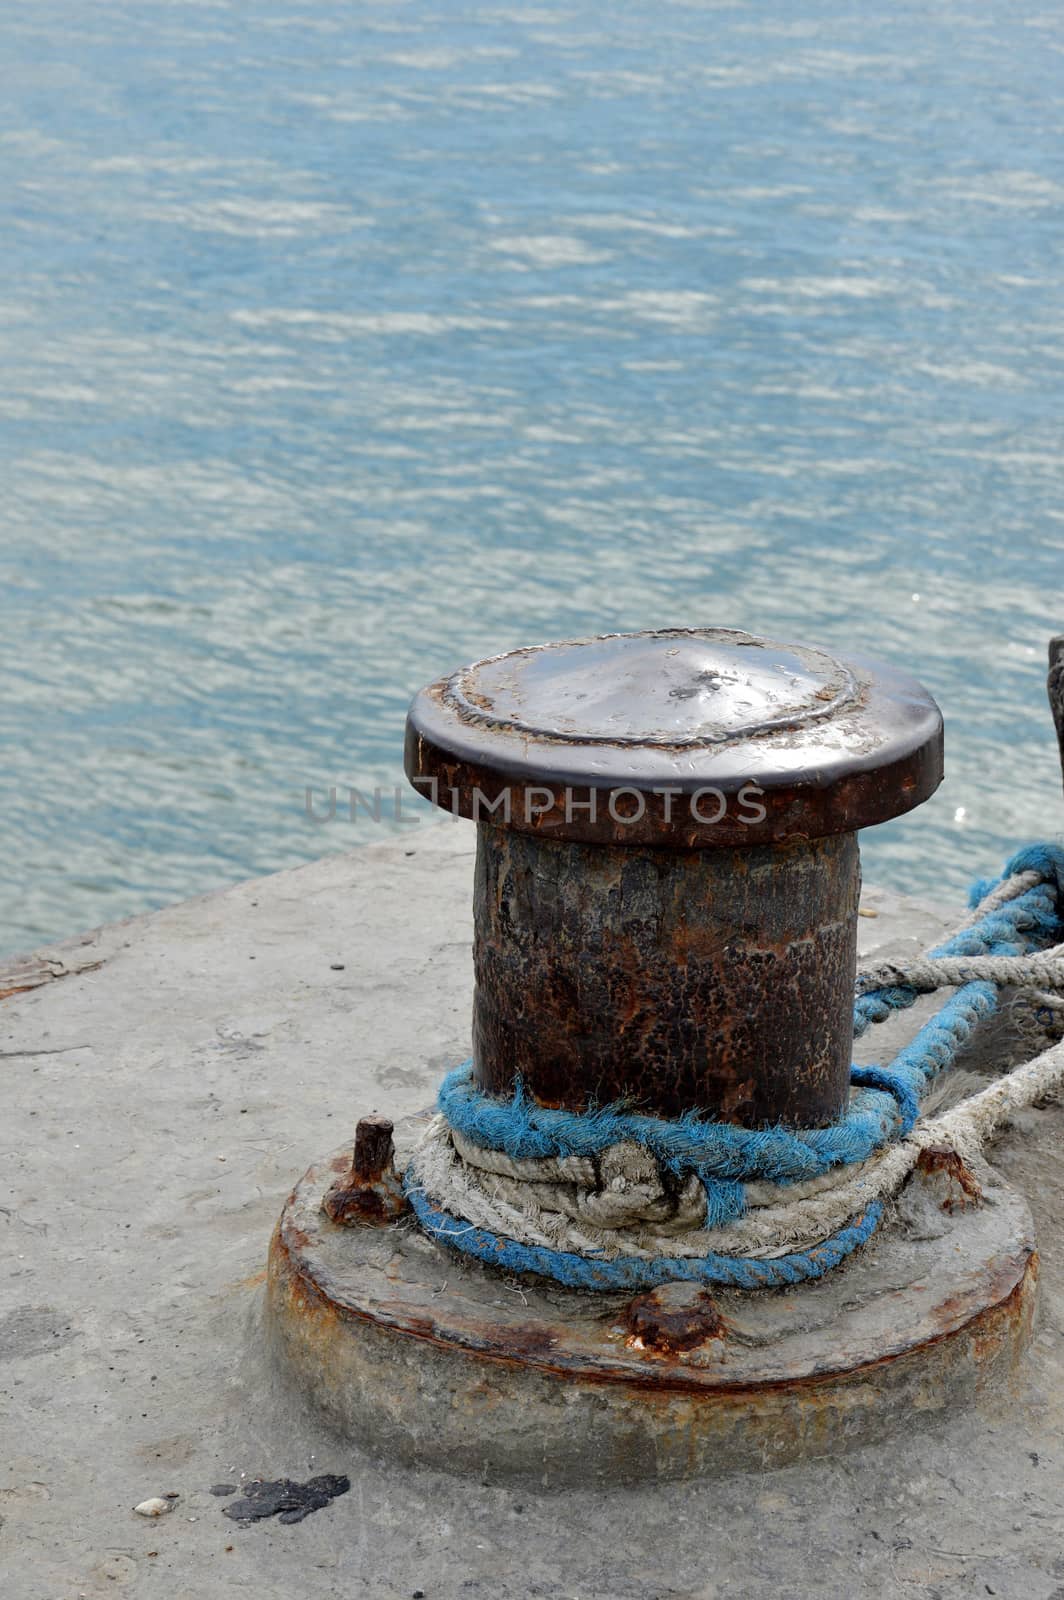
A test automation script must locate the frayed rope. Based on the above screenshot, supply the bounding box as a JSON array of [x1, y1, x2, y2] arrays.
[[405, 842, 1064, 1291]]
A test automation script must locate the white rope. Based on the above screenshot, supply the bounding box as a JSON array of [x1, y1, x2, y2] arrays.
[[409, 1032, 1064, 1261], [449, 1125, 598, 1187], [857, 946, 1064, 994], [953, 868, 1043, 929]]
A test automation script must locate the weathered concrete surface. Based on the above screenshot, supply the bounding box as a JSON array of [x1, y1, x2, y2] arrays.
[[2, 821, 1064, 1600]]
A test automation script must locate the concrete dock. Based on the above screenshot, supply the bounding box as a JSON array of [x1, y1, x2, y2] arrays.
[[3, 822, 1064, 1599]]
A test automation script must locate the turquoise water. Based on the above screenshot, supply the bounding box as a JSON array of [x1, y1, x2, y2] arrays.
[[1, 1, 1062, 956]]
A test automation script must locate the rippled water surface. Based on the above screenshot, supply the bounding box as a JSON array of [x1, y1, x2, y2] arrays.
[[2, 1, 1062, 954]]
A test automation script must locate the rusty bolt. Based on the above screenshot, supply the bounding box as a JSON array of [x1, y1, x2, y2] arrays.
[[913, 1144, 983, 1213], [625, 1282, 726, 1356], [353, 1115, 396, 1181], [323, 1116, 408, 1226]]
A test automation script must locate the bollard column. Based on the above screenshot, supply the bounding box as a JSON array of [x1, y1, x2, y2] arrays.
[[405, 627, 944, 1127]]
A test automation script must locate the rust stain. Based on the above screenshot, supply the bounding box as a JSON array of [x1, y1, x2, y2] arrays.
[[921, 1253, 1034, 1347], [229, 1267, 268, 1292], [0, 955, 104, 1001]]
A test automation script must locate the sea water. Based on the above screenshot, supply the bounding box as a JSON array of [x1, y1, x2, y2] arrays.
[[1, 0, 1061, 953]]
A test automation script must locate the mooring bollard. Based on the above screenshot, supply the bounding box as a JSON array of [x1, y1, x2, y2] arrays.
[[404, 627, 943, 1126], [267, 625, 1052, 1484]]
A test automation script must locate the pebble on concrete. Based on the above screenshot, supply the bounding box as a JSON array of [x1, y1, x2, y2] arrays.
[[133, 1497, 176, 1517]]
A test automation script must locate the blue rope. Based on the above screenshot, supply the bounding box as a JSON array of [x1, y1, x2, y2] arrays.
[[406, 1186, 884, 1291], [436, 980, 999, 1185], [848, 1065, 921, 1135], [408, 843, 1064, 1292]]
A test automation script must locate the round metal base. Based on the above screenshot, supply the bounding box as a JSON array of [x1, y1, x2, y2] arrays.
[[266, 1134, 1038, 1485]]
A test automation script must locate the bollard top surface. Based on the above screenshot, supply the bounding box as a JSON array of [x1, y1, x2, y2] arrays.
[[404, 627, 943, 847]]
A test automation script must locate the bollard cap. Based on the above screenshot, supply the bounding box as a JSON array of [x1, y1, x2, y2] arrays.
[[404, 627, 943, 847]]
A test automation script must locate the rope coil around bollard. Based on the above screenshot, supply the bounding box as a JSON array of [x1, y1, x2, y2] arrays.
[[404, 843, 1064, 1291]]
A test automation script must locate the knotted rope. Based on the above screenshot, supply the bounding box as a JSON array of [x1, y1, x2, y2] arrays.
[[404, 843, 1064, 1291]]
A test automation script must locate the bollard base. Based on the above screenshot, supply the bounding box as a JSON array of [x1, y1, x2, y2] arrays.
[[266, 1123, 1037, 1485]]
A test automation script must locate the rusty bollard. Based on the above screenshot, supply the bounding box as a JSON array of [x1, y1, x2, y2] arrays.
[[323, 1116, 406, 1226], [405, 627, 943, 1127], [271, 627, 1044, 1483]]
